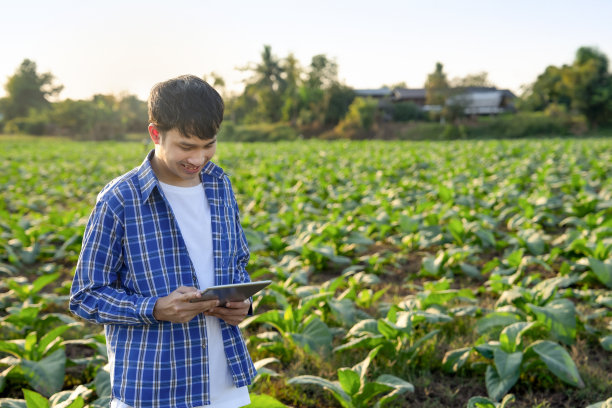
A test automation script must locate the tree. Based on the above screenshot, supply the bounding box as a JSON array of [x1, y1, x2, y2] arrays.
[[564, 46, 612, 126], [280, 53, 302, 123], [451, 71, 495, 88], [238, 45, 287, 123], [117, 94, 148, 132], [424, 62, 449, 106], [335, 97, 379, 139], [519, 46, 612, 126], [1, 59, 63, 121], [298, 54, 341, 127], [518, 65, 571, 111]]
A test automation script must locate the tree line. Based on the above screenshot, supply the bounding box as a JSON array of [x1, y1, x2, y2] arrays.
[[1, 45, 611, 140]]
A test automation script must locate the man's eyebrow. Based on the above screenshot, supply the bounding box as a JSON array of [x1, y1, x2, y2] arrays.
[[179, 138, 216, 147]]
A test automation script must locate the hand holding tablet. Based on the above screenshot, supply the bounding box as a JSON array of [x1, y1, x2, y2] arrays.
[[189, 280, 271, 306]]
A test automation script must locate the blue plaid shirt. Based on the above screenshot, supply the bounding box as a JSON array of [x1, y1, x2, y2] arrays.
[[70, 151, 256, 407]]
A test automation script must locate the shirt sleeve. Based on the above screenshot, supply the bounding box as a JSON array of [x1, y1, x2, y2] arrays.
[[69, 199, 158, 325]]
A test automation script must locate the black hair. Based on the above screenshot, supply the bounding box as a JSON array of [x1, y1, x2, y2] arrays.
[[148, 75, 224, 140]]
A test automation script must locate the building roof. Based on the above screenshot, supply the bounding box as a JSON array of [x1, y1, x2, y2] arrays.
[[392, 88, 426, 100], [354, 87, 392, 98]]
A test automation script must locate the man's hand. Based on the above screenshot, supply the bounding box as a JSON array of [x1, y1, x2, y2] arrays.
[[153, 286, 219, 323], [205, 299, 251, 326]]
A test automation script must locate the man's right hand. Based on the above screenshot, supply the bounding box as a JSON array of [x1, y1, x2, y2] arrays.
[[153, 286, 219, 323]]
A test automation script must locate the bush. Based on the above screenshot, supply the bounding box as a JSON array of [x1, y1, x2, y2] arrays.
[[4, 110, 49, 135], [218, 121, 300, 142], [469, 112, 586, 139], [334, 97, 379, 139], [392, 101, 426, 122]]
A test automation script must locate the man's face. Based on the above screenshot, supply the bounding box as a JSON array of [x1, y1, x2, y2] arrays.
[[150, 127, 217, 187]]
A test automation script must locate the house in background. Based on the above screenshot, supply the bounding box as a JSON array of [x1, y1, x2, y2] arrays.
[[391, 88, 427, 106], [352, 86, 517, 117], [354, 87, 393, 99], [446, 87, 516, 115]]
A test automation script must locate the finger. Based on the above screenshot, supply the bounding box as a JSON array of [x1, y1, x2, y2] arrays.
[[209, 306, 246, 317], [225, 300, 251, 309], [175, 286, 199, 293], [190, 299, 219, 311]]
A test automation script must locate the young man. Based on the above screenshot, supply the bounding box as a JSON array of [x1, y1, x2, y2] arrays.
[[70, 75, 256, 408]]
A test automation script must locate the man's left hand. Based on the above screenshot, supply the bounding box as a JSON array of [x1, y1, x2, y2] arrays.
[[205, 299, 251, 326]]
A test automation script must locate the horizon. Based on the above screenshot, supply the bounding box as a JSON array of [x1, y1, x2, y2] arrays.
[[1, 0, 611, 101]]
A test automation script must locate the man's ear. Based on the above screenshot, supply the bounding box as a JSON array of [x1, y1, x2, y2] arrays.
[[148, 124, 160, 144]]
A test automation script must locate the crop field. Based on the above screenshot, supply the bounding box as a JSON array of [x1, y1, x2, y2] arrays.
[[0, 136, 611, 408]]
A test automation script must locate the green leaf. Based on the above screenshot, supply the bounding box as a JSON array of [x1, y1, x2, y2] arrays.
[[377, 319, 400, 340], [528, 340, 584, 388], [442, 347, 472, 373], [21, 349, 66, 397], [327, 298, 358, 326], [245, 394, 288, 408], [399, 215, 419, 233], [356, 382, 392, 406], [288, 375, 350, 406], [374, 374, 414, 407], [474, 343, 500, 360], [588, 258, 612, 289], [0, 398, 27, 408], [94, 364, 112, 398], [0, 366, 16, 393], [527, 299, 576, 345], [448, 217, 465, 244], [38, 323, 78, 356], [474, 228, 496, 248], [477, 312, 522, 334], [600, 335, 612, 351], [291, 317, 332, 353], [353, 345, 382, 383], [585, 397, 612, 408], [31, 272, 60, 295], [505, 249, 524, 268], [0, 340, 24, 358], [467, 396, 496, 408], [460, 263, 482, 278], [494, 349, 522, 380], [338, 368, 361, 396], [22, 389, 49, 408], [525, 232, 545, 255], [499, 322, 537, 353], [56, 396, 85, 408], [485, 357, 519, 402]]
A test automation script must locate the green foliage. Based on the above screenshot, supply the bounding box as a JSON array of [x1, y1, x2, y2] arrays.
[[288, 346, 414, 408], [1, 137, 611, 407], [334, 97, 379, 138], [425, 62, 450, 106], [390, 102, 425, 122], [0, 59, 62, 122], [218, 122, 299, 142], [520, 46, 612, 126]]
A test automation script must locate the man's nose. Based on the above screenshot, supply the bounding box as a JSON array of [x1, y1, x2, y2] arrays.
[[186, 151, 207, 166]]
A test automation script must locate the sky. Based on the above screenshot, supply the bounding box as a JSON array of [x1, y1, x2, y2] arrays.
[[1, 0, 611, 101]]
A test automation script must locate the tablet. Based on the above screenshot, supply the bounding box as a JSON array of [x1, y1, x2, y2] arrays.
[[189, 280, 272, 306]]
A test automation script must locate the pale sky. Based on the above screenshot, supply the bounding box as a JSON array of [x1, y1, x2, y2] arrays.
[[1, 0, 610, 101]]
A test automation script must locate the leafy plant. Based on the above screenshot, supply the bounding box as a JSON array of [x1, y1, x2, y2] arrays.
[[444, 322, 584, 401], [288, 346, 414, 408]]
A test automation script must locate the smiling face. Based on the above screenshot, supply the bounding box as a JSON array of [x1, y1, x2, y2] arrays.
[[149, 126, 217, 187]]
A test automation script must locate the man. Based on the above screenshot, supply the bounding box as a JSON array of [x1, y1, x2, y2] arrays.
[[70, 75, 256, 408]]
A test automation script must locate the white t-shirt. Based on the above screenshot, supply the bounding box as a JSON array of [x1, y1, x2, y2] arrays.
[[111, 181, 250, 408]]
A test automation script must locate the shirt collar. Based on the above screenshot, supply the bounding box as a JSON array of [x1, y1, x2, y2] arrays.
[[137, 150, 225, 202]]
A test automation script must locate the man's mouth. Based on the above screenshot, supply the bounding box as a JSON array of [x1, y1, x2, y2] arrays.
[[181, 163, 201, 173]]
